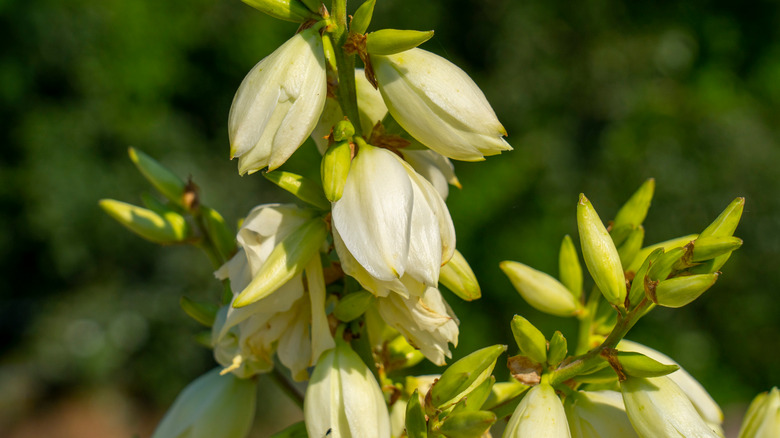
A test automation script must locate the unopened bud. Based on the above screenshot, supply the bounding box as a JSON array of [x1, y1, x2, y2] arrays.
[[241, 0, 316, 22], [332, 120, 355, 142], [179, 296, 218, 327], [510, 315, 547, 365], [504, 382, 571, 437], [366, 29, 434, 56], [439, 249, 481, 301], [611, 178, 655, 245], [646, 247, 686, 281], [738, 387, 780, 438], [333, 290, 374, 322], [482, 380, 528, 418], [350, 0, 376, 35], [100, 199, 190, 244], [405, 389, 427, 438], [451, 376, 494, 414], [691, 235, 743, 262], [264, 171, 330, 210], [547, 331, 568, 368], [500, 261, 581, 317], [559, 235, 583, 299], [431, 344, 506, 409], [321, 140, 352, 202], [577, 194, 627, 306], [650, 273, 719, 308], [618, 225, 644, 271], [128, 148, 186, 208], [234, 218, 327, 307], [609, 350, 679, 380], [627, 248, 663, 308], [700, 197, 745, 238], [202, 207, 237, 262], [434, 410, 496, 438], [626, 234, 698, 274]]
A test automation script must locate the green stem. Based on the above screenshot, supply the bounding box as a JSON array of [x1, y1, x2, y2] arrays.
[[549, 298, 651, 386], [328, 0, 362, 135], [270, 367, 305, 409]]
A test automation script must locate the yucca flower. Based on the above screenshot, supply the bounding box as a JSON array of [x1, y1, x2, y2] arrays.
[[504, 382, 571, 437], [228, 27, 327, 174], [738, 387, 780, 438], [564, 390, 638, 438], [372, 48, 511, 161]]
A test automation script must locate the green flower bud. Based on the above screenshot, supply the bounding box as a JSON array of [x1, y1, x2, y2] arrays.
[[202, 207, 237, 262], [451, 376, 495, 414], [321, 140, 352, 203], [128, 148, 186, 208], [350, 0, 376, 35], [738, 387, 780, 438], [233, 217, 327, 307], [646, 247, 686, 282], [548, 331, 568, 368], [510, 315, 547, 364], [366, 29, 434, 56], [618, 226, 645, 271], [405, 389, 428, 438], [431, 344, 507, 409], [298, 0, 320, 13], [434, 410, 497, 438], [700, 197, 745, 238], [612, 350, 680, 379], [151, 368, 257, 438], [627, 248, 663, 308], [559, 235, 583, 299], [504, 382, 571, 437], [626, 234, 698, 274], [611, 178, 655, 245], [241, 0, 316, 23], [650, 273, 719, 308], [500, 261, 582, 317], [333, 290, 374, 322], [332, 120, 355, 142], [577, 194, 627, 306], [621, 375, 721, 438], [99, 199, 190, 244], [179, 296, 218, 327], [690, 236, 743, 262], [439, 249, 481, 301], [386, 335, 426, 369], [269, 421, 308, 438], [264, 170, 330, 210]]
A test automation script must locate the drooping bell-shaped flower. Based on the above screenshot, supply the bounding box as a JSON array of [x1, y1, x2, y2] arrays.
[[620, 375, 722, 438], [228, 27, 327, 174], [304, 339, 391, 438], [331, 144, 455, 297], [564, 390, 638, 438], [375, 286, 459, 366], [152, 368, 257, 438], [212, 204, 333, 381], [503, 382, 571, 437], [371, 48, 511, 161]]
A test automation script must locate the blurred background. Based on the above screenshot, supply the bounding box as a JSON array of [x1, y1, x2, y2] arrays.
[[1, 0, 778, 436]]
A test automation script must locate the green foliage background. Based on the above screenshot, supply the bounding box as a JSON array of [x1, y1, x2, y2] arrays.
[[1, 0, 778, 435]]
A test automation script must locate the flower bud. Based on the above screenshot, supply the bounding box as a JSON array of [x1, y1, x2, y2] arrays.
[[372, 48, 511, 161], [738, 387, 780, 438], [611, 178, 655, 246], [434, 411, 496, 438], [439, 249, 481, 301], [333, 290, 374, 322], [405, 389, 428, 438], [366, 29, 434, 55], [234, 217, 328, 307], [304, 341, 391, 438], [321, 140, 352, 202], [504, 382, 571, 438], [500, 261, 582, 317], [451, 376, 494, 414], [128, 148, 186, 208], [620, 375, 721, 437], [401, 149, 460, 200], [612, 350, 680, 379], [99, 199, 190, 244], [559, 235, 583, 299], [510, 315, 547, 365], [564, 390, 638, 438], [618, 226, 645, 271], [482, 380, 529, 414], [180, 296, 218, 327], [627, 248, 663, 308], [690, 236, 743, 262], [548, 331, 568, 368], [431, 344, 506, 409], [264, 170, 330, 210], [350, 0, 376, 35], [201, 207, 237, 261], [229, 28, 326, 174], [700, 197, 745, 238], [646, 247, 686, 281], [577, 194, 627, 306], [626, 234, 698, 274], [151, 368, 257, 438], [241, 0, 316, 22], [650, 273, 719, 308]]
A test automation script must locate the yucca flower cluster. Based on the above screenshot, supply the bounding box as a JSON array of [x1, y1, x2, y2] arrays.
[[99, 1, 777, 437]]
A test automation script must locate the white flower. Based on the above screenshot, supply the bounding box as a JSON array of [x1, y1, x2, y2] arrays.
[[304, 340, 391, 438], [152, 368, 257, 438], [376, 286, 459, 366], [620, 375, 721, 438], [619, 339, 724, 431], [212, 204, 333, 381], [401, 149, 460, 200], [738, 387, 780, 438], [228, 27, 327, 174], [504, 382, 571, 437], [331, 144, 455, 297], [372, 48, 511, 161], [564, 390, 638, 438]]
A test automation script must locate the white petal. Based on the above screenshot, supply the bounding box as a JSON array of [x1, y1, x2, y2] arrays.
[[306, 255, 335, 362], [504, 383, 571, 438], [402, 149, 459, 200]]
